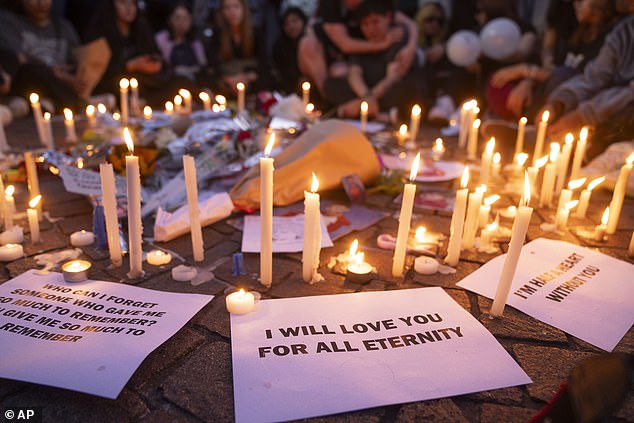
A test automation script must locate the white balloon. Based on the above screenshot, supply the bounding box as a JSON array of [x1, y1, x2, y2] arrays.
[[480, 18, 521, 60], [446, 30, 481, 67]]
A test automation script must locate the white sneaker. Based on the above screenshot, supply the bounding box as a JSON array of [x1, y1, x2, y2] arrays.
[[428, 95, 455, 125]]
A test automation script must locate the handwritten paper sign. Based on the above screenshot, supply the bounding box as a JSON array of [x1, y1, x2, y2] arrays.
[[241, 215, 333, 253], [0, 271, 212, 398], [458, 238, 634, 351], [59, 165, 127, 197], [231, 288, 530, 422]]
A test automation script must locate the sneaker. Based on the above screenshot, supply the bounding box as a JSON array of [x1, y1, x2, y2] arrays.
[[0, 104, 12, 126], [7, 97, 29, 119], [428, 95, 455, 126], [88, 93, 116, 110]]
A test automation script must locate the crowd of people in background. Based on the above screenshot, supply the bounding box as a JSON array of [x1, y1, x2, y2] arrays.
[[0, 0, 632, 156]]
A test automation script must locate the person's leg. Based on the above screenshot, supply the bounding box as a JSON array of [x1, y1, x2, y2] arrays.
[[298, 29, 328, 94]]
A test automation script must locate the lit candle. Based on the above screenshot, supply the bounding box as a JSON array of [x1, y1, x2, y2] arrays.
[[432, 138, 445, 161], [99, 163, 123, 267], [27, 195, 41, 244], [467, 118, 481, 160], [199, 92, 211, 111], [555, 200, 578, 230], [480, 220, 498, 248], [347, 243, 373, 279], [305, 103, 315, 115], [555, 133, 574, 194], [42, 112, 54, 150], [570, 127, 589, 180], [24, 152, 41, 219], [628, 230, 634, 257], [458, 100, 475, 149], [397, 124, 408, 146], [97, 103, 107, 115], [260, 134, 275, 287], [514, 117, 527, 157], [29, 93, 46, 145], [593, 207, 609, 242], [414, 256, 440, 275], [491, 172, 533, 316], [0, 173, 5, 223], [606, 152, 634, 234], [302, 173, 321, 283], [236, 82, 246, 113], [183, 155, 205, 262], [143, 106, 152, 120], [70, 230, 95, 247], [179, 88, 192, 113], [539, 143, 560, 208], [212, 104, 221, 113], [527, 155, 548, 205], [501, 205, 518, 219], [492, 152, 501, 180], [556, 177, 585, 214], [445, 167, 469, 266], [513, 152, 529, 178], [61, 259, 91, 282], [215, 95, 227, 111], [360, 101, 368, 132], [147, 249, 172, 266], [302, 81, 311, 106], [226, 288, 256, 314], [0, 244, 23, 262], [174, 95, 183, 114], [409, 104, 422, 142], [533, 110, 549, 165], [63, 108, 77, 143], [480, 138, 495, 185], [462, 184, 486, 249], [112, 111, 121, 121], [124, 128, 143, 278], [392, 152, 420, 277], [129, 78, 140, 116], [172, 264, 198, 281], [575, 176, 604, 219], [165, 101, 174, 115], [119, 78, 129, 124], [479, 194, 500, 228], [85, 104, 96, 128], [4, 185, 15, 229]]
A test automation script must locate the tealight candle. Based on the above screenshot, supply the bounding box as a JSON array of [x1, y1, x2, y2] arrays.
[[397, 124, 408, 146], [62, 259, 92, 282], [593, 207, 609, 242], [360, 101, 368, 132], [480, 138, 495, 185], [236, 82, 246, 113], [63, 108, 77, 143], [539, 143, 560, 208], [432, 138, 445, 161], [27, 195, 41, 244], [260, 134, 275, 287], [119, 78, 129, 124], [409, 104, 422, 142], [606, 152, 634, 234], [147, 249, 172, 266], [86, 104, 96, 127], [533, 110, 549, 165], [172, 265, 197, 281], [467, 118, 481, 160], [226, 289, 256, 314], [0, 226, 23, 244], [143, 106, 152, 120], [575, 176, 604, 219], [199, 91, 211, 111], [347, 251, 372, 276], [555, 200, 578, 230], [0, 244, 24, 261], [392, 153, 420, 277], [302, 81, 311, 106], [570, 127, 588, 180], [555, 133, 574, 194], [414, 256, 439, 275], [445, 166, 469, 266], [70, 230, 95, 247], [514, 117, 527, 157]]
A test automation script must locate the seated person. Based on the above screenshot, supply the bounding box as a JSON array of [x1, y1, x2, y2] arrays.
[[324, 0, 425, 120], [272, 6, 307, 95]]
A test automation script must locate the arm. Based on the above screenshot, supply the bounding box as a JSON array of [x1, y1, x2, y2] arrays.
[[370, 62, 400, 100], [322, 23, 392, 54], [347, 64, 369, 98], [393, 11, 418, 74], [541, 27, 557, 70]]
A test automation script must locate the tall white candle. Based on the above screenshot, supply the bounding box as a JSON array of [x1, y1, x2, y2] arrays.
[[199, 92, 211, 111], [4, 185, 14, 229], [409, 104, 422, 143], [119, 78, 129, 124], [539, 143, 560, 208], [570, 127, 589, 180], [533, 110, 549, 165], [628, 229, 634, 257], [462, 184, 486, 249], [607, 152, 634, 234], [0, 173, 5, 223], [392, 153, 420, 277], [302, 173, 321, 283], [556, 177, 585, 214], [458, 100, 474, 149], [174, 95, 183, 114], [360, 101, 368, 132], [479, 194, 500, 228], [575, 176, 604, 218], [179, 89, 192, 113], [215, 95, 227, 111], [27, 195, 41, 244], [492, 152, 501, 180], [260, 134, 275, 287], [514, 117, 527, 157], [42, 112, 54, 150], [237, 82, 246, 113], [445, 167, 469, 266], [130, 78, 140, 116], [24, 151, 41, 219], [527, 155, 548, 206], [63, 108, 77, 143], [397, 124, 408, 146], [143, 106, 152, 120], [85, 105, 96, 128], [555, 133, 574, 194], [467, 118, 481, 160], [555, 200, 578, 230], [99, 163, 123, 266], [183, 155, 205, 262], [302, 81, 311, 106], [29, 93, 46, 145], [124, 128, 143, 278], [480, 138, 495, 185], [513, 152, 529, 178], [165, 101, 174, 115], [593, 207, 609, 242], [491, 173, 533, 316]]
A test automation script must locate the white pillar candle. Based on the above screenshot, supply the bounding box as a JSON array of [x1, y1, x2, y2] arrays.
[[555, 133, 574, 194], [147, 250, 172, 266], [42, 112, 54, 150], [236, 82, 246, 113], [458, 100, 474, 149], [70, 230, 95, 246], [593, 207, 609, 242], [607, 152, 634, 234], [445, 167, 469, 266], [260, 134, 275, 287], [462, 185, 486, 249], [130, 78, 140, 116], [302, 81, 311, 106], [199, 92, 211, 111], [539, 143, 560, 208], [392, 152, 420, 277], [480, 138, 495, 185], [628, 229, 634, 257], [119, 78, 129, 124], [0, 119, 9, 153], [467, 118, 481, 160], [4, 185, 14, 229], [514, 117, 527, 158], [99, 163, 123, 266], [570, 127, 589, 180], [165, 101, 174, 115], [479, 194, 500, 228], [414, 256, 439, 275], [360, 101, 368, 132], [123, 128, 143, 278], [0, 244, 23, 261], [555, 200, 578, 230], [179, 89, 192, 113], [409, 104, 422, 143], [63, 108, 78, 143], [183, 155, 205, 262], [575, 176, 604, 219], [226, 289, 256, 314], [556, 177, 585, 213], [24, 152, 41, 219], [302, 173, 321, 283], [29, 93, 46, 145], [397, 124, 408, 146], [491, 173, 533, 316], [533, 110, 549, 165], [27, 195, 41, 244]]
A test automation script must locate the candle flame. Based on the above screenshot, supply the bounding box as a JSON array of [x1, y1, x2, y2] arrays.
[[119, 78, 129, 89], [411, 104, 422, 118], [627, 152, 634, 165], [143, 106, 152, 119], [178, 88, 190, 98], [302, 81, 311, 91], [409, 152, 421, 182], [579, 126, 589, 142], [493, 152, 501, 164], [112, 112, 120, 121], [515, 152, 529, 166], [487, 221, 498, 232], [354, 252, 365, 265], [360, 101, 368, 113], [587, 176, 605, 191], [476, 184, 487, 194], [97, 103, 106, 114], [305, 103, 315, 113], [212, 104, 220, 112], [523, 171, 531, 206], [601, 207, 610, 225], [472, 106, 480, 115], [215, 95, 227, 105], [433, 138, 445, 152], [165, 101, 174, 112], [86, 104, 95, 116], [535, 155, 549, 168], [77, 158, 84, 169], [264, 133, 275, 157], [565, 200, 579, 211], [43, 112, 51, 121], [399, 124, 408, 136], [415, 226, 427, 243], [199, 92, 210, 102], [542, 110, 550, 123], [29, 194, 41, 208], [236, 82, 245, 91], [49, 165, 59, 175], [484, 194, 501, 207], [473, 118, 481, 129], [29, 93, 39, 104], [460, 166, 469, 188], [174, 95, 183, 106], [5, 185, 15, 196], [520, 116, 527, 124], [238, 288, 245, 298], [485, 138, 495, 154], [129, 78, 138, 89], [567, 178, 586, 190], [123, 127, 134, 153], [349, 239, 359, 256], [311, 173, 319, 192], [63, 108, 73, 121], [565, 133, 574, 145]]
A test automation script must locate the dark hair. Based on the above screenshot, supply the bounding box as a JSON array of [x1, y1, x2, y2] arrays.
[[89, 0, 155, 48], [476, 0, 519, 22], [168, 2, 196, 42], [281, 6, 307, 27], [355, 0, 396, 20], [217, 0, 253, 61]]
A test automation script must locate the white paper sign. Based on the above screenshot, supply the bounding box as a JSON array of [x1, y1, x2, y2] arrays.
[[458, 238, 634, 351], [59, 165, 127, 197], [241, 215, 334, 253], [231, 288, 531, 423], [0, 271, 213, 398]]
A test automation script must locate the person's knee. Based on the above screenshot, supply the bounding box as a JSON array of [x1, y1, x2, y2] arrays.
[[298, 34, 323, 62]]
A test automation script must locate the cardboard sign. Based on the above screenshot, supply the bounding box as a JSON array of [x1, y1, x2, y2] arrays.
[[458, 238, 634, 351], [0, 271, 212, 398], [231, 288, 530, 422]]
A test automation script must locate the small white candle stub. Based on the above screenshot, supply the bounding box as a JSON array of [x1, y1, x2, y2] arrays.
[[226, 289, 256, 315], [0, 244, 24, 262], [414, 256, 439, 275], [147, 250, 172, 266], [62, 259, 92, 283], [70, 230, 95, 247]]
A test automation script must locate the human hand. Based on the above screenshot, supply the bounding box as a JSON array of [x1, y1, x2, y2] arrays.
[[491, 64, 526, 88], [506, 79, 533, 117], [425, 44, 445, 63], [394, 43, 415, 75], [126, 55, 162, 74], [548, 110, 585, 140]]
